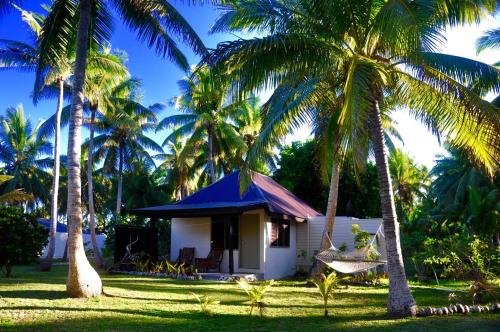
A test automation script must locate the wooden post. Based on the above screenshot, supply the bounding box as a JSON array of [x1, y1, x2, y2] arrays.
[[227, 217, 234, 275]]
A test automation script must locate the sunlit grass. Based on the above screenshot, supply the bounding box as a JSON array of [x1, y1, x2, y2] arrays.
[[0, 265, 498, 331]]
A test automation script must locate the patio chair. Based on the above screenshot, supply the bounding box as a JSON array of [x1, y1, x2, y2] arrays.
[[173, 247, 195, 266], [195, 248, 224, 273]]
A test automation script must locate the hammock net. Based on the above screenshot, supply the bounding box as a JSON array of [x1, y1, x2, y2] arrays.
[[315, 232, 387, 274]]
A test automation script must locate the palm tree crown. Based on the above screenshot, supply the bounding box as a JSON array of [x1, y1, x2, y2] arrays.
[[0, 105, 52, 204]]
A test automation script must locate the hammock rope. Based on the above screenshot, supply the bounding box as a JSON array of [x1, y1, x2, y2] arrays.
[[315, 226, 387, 274]]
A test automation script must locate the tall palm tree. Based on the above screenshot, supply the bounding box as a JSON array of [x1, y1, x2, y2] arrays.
[[0, 105, 52, 204], [90, 85, 164, 216], [0, 4, 127, 269], [82, 50, 129, 267], [39, 0, 208, 298], [389, 149, 429, 222], [209, 0, 499, 316], [157, 65, 247, 183]]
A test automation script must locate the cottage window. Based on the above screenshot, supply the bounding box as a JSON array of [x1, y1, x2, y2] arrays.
[[270, 218, 290, 247]]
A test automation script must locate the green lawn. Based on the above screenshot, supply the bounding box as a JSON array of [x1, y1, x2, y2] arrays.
[[0, 265, 498, 331]]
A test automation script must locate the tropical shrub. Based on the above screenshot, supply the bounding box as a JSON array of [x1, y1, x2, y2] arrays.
[[310, 272, 339, 317], [166, 262, 186, 277], [0, 206, 48, 277], [191, 292, 220, 316], [236, 278, 275, 317]]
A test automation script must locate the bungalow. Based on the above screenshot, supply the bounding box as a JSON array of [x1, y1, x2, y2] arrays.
[[132, 171, 385, 279], [38, 219, 106, 259]]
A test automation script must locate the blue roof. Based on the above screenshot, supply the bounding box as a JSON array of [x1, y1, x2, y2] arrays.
[[38, 219, 96, 234], [132, 171, 323, 220], [38, 219, 68, 233]]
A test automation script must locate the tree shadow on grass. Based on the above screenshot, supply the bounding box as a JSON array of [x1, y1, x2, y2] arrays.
[[0, 289, 67, 300], [2, 306, 499, 332]]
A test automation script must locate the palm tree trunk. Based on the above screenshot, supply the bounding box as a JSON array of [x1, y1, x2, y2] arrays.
[[41, 78, 64, 271], [368, 95, 415, 317], [311, 160, 340, 277], [208, 128, 216, 183], [116, 145, 124, 215], [87, 106, 105, 268], [66, 0, 102, 298]]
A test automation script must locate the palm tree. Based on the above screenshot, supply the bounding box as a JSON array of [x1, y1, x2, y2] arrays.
[[82, 51, 129, 267], [0, 4, 128, 269], [209, 0, 499, 316], [90, 84, 164, 216], [39, 0, 208, 298], [389, 149, 429, 222], [155, 133, 200, 201], [0, 105, 52, 204], [157, 65, 247, 184]]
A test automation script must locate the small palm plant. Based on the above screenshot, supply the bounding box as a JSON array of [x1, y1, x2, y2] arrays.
[[311, 272, 339, 317], [236, 278, 275, 317], [191, 293, 220, 316]]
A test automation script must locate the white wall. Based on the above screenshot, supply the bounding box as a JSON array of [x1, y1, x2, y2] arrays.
[[171, 211, 303, 279], [171, 217, 211, 262], [264, 218, 297, 280], [296, 216, 385, 266], [41, 232, 106, 259]]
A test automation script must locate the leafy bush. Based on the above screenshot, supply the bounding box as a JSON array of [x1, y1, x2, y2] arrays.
[[0, 206, 48, 277], [191, 292, 220, 316], [236, 278, 275, 317], [310, 272, 339, 317]]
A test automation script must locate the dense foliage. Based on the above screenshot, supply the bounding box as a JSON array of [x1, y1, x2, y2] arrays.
[[0, 206, 48, 277], [402, 147, 499, 281], [273, 140, 381, 218]]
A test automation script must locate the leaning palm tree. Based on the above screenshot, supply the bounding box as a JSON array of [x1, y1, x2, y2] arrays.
[[90, 86, 164, 216], [157, 65, 247, 183], [0, 105, 52, 205], [209, 0, 499, 316], [39, 0, 208, 297]]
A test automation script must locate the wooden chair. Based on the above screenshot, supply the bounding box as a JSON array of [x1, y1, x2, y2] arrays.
[[174, 247, 195, 266], [195, 248, 224, 272]]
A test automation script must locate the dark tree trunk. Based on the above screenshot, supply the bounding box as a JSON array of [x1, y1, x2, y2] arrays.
[[368, 93, 416, 317]]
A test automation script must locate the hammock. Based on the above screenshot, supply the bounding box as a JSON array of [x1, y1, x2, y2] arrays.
[[315, 228, 387, 274]]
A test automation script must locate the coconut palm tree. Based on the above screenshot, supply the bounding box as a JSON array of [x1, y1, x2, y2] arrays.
[[208, 0, 499, 316], [38, 0, 208, 298], [157, 65, 247, 184], [389, 149, 429, 222], [0, 4, 128, 269], [0, 105, 52, 204], [90, 84, 164, 216], [155, 133, 200, 201]]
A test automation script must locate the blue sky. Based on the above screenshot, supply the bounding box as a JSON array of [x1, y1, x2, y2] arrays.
[[0, 2, 498, 170]]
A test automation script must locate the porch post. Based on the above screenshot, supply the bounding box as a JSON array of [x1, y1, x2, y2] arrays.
[[227, 216, 235, 275]]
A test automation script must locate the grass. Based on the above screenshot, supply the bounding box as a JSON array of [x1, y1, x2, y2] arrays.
[[0, 265, 498, 331]]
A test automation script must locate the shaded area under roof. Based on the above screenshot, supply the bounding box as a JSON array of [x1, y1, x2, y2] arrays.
[[131, 171, 323, 220]]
